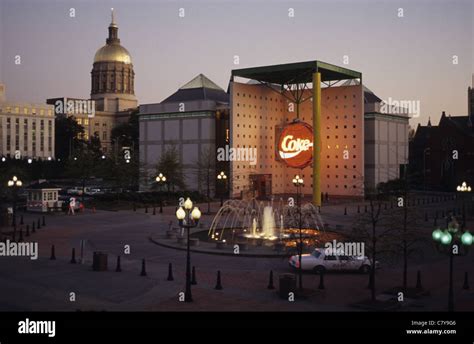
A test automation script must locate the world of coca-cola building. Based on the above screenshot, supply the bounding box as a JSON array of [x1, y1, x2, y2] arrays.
[[227, 61, 365, 204]]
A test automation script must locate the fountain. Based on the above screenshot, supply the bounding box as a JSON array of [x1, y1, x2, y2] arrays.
[[206, 198, 342, 250]]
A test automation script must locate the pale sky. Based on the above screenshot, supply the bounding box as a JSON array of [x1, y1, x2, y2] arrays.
[[0, 0, 472, 127]]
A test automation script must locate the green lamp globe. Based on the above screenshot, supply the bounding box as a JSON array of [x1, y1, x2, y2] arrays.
[[440, 232, 452, 245], [461, 231, 473, 246], [432, 228, 443, 241]]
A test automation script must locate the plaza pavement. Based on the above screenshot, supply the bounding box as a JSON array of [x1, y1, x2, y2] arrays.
[[0, 197, 473, 311]]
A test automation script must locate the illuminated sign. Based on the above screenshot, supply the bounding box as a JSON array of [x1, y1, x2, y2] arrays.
[[277, 121, 313, 169]]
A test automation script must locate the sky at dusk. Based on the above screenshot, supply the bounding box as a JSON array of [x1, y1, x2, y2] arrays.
[[0, 0, 472, 127]]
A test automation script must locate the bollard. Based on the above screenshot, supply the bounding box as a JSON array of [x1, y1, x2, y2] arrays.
[[344, 207, 347, 215], [215, 270, 223, 290], [318, 271, 325, 290], [167, 263, 174, 281], [37, 218, 41, 229], [145, 206, 148, 214], [416, 270, 423, 289], [70, 248, 76, 264], [18, 227, 23, 242], [267, 270, 275, 290], [191, 266, 197, 285], [357, 205, 360, 213], [133, 203, 136, 212], [20, 215, 24, 225], [26, 224, 30, 237], [42, 216, 45, 226], [140, 259, 147, 276], [364, 205, 367, 213], [50, 245, 56, 260], [153, 206, 156, 215], [463, 272, 470, 290], [32, 222, 36, 233], [116, 256, 122, 272]]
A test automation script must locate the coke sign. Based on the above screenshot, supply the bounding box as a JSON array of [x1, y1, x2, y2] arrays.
[[277, 121, 313, 168]]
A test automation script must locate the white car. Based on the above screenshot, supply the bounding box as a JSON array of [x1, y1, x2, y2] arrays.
[[289, 248, 374, 274], [66, 187, 83, 196]]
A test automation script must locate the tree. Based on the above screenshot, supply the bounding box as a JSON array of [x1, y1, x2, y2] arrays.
[[193, 147, 215, 214], [65, 136, 103, 203], [55, 116, 85, 161], [352, 185, 396, 301], [156, 146, 185, 191]]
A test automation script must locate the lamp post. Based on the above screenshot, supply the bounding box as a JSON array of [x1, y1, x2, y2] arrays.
[[292, 174, 304, 291], [8, 176, 23, 228], [155, 173, 167, 213], [217, 171, 227, 207], [176, 198, 201, 302], [432, 216, 472, 311], [456, 182, 471, 229]]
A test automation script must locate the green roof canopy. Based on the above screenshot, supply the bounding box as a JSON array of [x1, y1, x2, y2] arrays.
[[231, 60, 361, 85]]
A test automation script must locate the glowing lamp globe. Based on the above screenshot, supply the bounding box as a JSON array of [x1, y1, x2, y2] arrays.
[[176, 207, 186, 220], [461, 231, 473, 246], [432, 228, 443, 241], [440, 232, 452, 245]]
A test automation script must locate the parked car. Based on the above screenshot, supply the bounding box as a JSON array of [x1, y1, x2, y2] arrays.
[[85, 188, 104, 196], [289, 248, 376, 274]]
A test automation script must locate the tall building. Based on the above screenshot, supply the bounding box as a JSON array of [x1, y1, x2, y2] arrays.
[[139, 74, 229, 191], [0, 83, 55, 159], [48, 10, 137, 154], [91, 9, 137, 113], [468, 74, 474, 121], [363, 85, 409, 189]]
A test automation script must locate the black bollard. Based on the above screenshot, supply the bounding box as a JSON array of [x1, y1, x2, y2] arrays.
[[32, 222, 36, 233], [357, 205, 360, 213], [364, 205, 367, 213], [37, 218, 41, 229], [42, 216, 45, 226], [133, 203, 136, 212], [318, 271, 325, 290], [215, 270, 223, 290], [318, 206, 321, 214], [140, 259, 147, 276], [191, 266, 197, 285], [20, 215, 24, 225], [463, 272, 470, 290], [416, 270, 423, 289], [153, 206, 156, 215], [50, 245, 56, 260], [26, 224, 30, 237], [18, 227, 23, 242], [145, 206, 148, 214], [344, 207, 347, 215], [70, 248, 76, 264], [116, 256, 122, 272], [267, 270, 275, 290], [167, 263, 174, 281]]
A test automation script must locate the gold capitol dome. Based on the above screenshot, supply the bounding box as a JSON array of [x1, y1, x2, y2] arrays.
[[93, 9, 132, 64]]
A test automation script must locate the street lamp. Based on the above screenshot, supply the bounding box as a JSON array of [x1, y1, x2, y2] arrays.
[[456, 181, 471, 229], [292, 174, 304, 291], [155, 173, 167, 213], [432, 216, 472, 311], [8, 176, 23, 228], [217, 171, 227, 207], [176, 198, 201, 302]]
